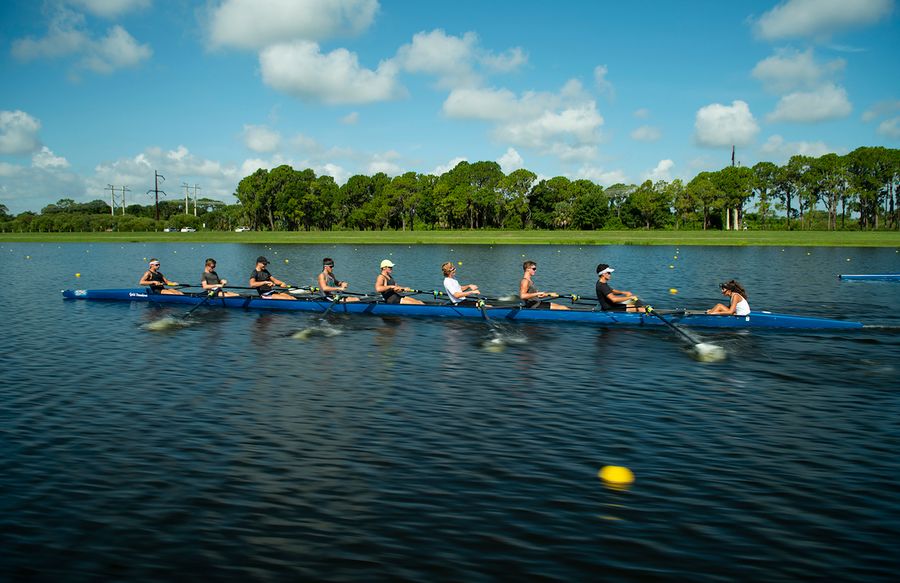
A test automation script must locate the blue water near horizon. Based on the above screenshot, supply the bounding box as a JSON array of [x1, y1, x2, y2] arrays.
[[1, 242, 899, 581]]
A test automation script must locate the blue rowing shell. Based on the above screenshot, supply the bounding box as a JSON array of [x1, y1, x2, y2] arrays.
[[61, 288, 865, 330], [838, 274, 900, 281]]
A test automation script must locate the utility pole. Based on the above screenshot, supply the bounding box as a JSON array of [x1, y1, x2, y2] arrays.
[[120, 185, 130, 215], [193, 184, 201, 216], [105, 184, 116, 215], [147, 171, 166, 222]]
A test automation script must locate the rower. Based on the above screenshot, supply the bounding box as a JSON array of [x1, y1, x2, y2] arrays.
[[375, 259, 424, 305], [519, 260, 568, 310], [442, 261, 481, 307], [706, 280, 750, 315], [318, 257, 359, 302], [595, 263, 645, 312], [139, 258, 184, 295], [201, 258, 239, 297], [249, 256, 295, 300]]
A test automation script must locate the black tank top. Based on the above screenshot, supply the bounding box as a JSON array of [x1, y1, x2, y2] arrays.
[[380, 273, 400, 304]]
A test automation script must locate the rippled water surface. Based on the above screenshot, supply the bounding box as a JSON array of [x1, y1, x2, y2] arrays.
[[2, 242, 899, 581]]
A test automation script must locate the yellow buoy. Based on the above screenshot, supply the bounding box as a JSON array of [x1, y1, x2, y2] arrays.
[[75, 273, 81, 278], [284, 259, 289, 263], [669, 265, 674, 269], [599, 466, 634, 485], [458, 261, 463, 265], [669, 288, 677, 294]]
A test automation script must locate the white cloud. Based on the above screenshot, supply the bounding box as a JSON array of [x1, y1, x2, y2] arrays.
[[633, 108, 650, 119], [644, 159, 674, 182], [877, 117, 900, 139], [752, 48, 845, 93], [754, 0, 893, 40], [575, 165, 627, 186], [432, 157, 467, 176], [395, 29, 478, 88], [12, 9, 89, 61], [79, 25, 152, 74], [862, 99, 900, 122], [91, 145, 242, 204], [395, 29, 526, 89], [0, 110, 42, 155], [259, 41, 403, 104], [33, 147, 70, 169], [208, 0, 379, 49], [497, 147, 524, 173], [760, 134, 832, 161], [443, 82, 604, 161], [694, 100, 760, 147], [11, 8, 150, 75], [594, 64, 614, 97], [481, 47, 527, 73], [242, 125, 281, 152], [341, 112, 359, 125], [366, 150, 402, 176], [70, 0, 151, 19], [766, 83, 852, 123], [631, 125, 662, 142]]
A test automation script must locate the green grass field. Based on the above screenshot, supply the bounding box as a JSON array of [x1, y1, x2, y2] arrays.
[[1, 230, 898, 246]]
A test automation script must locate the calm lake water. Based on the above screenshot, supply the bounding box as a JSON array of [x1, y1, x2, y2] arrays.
[[1, 242, 899, 581]]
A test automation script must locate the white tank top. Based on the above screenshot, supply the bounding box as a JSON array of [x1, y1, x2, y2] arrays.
[[734, 295, 750, 316]]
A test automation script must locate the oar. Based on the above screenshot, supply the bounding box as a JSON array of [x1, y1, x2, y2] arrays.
[[645, 305, 725, 361], [182, 289, 218, 319], [407, 289, 449, 299]]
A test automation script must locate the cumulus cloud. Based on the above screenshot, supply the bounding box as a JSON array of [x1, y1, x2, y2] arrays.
[[395, 29, 526, 89], [366, 150, 402, 175], [497, 147, 524, 173], [91, 145, 242, 203], [877, 117, 900, 139], [341, 111, 360, 125], [643, 159, 674, 182], [12, 9, 150, 75], [79, 25, 152, 74], [242, 125, 281, 152], [760, 134, 833, 161], [70, 0, 151, 19], [862, 99, 900, 122], [575, 165, 627, 186], [631, 125, 661, 142], [208, 0, 379, 49], [33, 147, 70, 169], [594, 65, 614, 97], [766, 83, 852, 123], [0, 110, 42, 155], [432, 157, 468, 176], [259, 41, 403, 104], [752, 48, 845, 93], [443, 81, 604, 161], [633, 108, 650, 119], [754, 0, 893, 40], [694, 100, 760, 147]]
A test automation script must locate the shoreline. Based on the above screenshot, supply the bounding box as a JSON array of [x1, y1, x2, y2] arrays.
[[1, 230, 899, 247]]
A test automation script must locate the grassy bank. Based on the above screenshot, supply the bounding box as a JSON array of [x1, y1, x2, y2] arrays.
[[1, 230, 899, 246]]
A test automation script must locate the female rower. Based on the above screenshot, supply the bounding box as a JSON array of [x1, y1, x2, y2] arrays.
[[707, 280, 750, 315], [375, 259, 424, 305], [201, 258, 239, 297], [139, 258, 184, 295], [519, 260, 568, 310], [595, 263, 644, 312], [318, 258, 359, 302], [250, 256, 295, 300], [442, 262, 481, 307]]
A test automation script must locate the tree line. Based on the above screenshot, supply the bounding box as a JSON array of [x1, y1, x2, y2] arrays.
[[2, 146, 897, 233]]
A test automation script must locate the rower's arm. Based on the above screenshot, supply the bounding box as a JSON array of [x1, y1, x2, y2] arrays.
[[139, 271, 160, 287], [519, 278, 541, 300], [375, 275, 394, 293]]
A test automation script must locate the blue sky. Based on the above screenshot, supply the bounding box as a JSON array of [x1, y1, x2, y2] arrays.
[[1, 0, 898, 214]]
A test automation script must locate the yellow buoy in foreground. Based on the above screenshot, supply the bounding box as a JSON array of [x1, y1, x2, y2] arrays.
[[75, 273, 81, 278], [599, 465, 634, 485], [669, 288, 677, 294]]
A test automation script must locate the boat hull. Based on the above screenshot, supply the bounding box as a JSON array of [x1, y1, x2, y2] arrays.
[[61, 289, 865, 330], [838, 274, 900, 281]]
